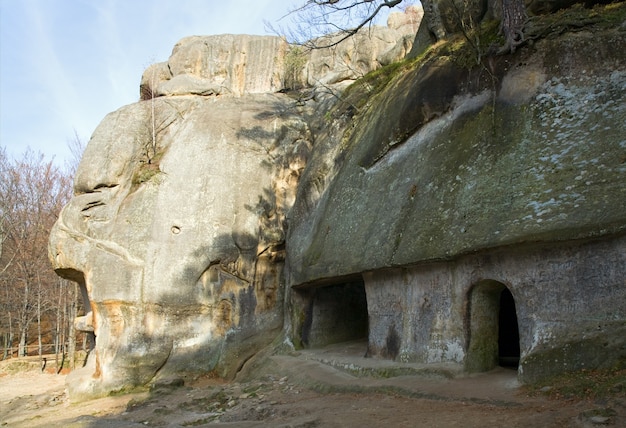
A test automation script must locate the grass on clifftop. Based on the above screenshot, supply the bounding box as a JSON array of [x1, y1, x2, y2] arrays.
[[433, 2, 626, 69]]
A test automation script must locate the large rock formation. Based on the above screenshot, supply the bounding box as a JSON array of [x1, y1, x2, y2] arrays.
[[49, 4, 625, 400], [49, 93, 311, 400], [49, 11, 420, 400], [286, 12, 626, 381], [303, 5, 422, 86], [140, 35, 288, 97], [288, 32, 626, 282], [140, 13, 420, 99]]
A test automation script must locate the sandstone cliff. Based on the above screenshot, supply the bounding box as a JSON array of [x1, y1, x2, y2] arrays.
[[50, 93, 310, 400], [139, 11, 420, 98], [49, 8, 421, 400], [288, 20, 626, 283], [49, 4, 625, 400], [286, 6, 626, 381]]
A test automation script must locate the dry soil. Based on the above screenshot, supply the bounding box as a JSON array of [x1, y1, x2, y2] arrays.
[[1, 343, 624, 427]]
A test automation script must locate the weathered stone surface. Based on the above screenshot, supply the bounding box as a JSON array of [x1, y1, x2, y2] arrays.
[[50, 5, 625, 401], [140, 35, 288, 98], [360, 235, 626, 381], [286, 26, 626, 382], [49, 93, 310, 400], [387, 5, 424, 32], [140, 21, 420, 98], [288, 28, 626, 285], [304, 9, 421, 86]]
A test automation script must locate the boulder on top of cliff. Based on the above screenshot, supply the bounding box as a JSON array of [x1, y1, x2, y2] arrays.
[[140, 34, 288, 98], [140, 9, 422, 99], [387, 4, 424, 32]]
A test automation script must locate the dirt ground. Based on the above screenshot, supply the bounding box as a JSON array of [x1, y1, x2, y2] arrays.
[[1, 343, 624, 427]]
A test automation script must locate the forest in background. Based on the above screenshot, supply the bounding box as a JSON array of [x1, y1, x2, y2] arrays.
[[0, 143, 88, 371]]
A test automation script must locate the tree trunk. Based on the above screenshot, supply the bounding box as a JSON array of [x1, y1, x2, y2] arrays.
[[58, 286, 67, 373], [54, 279, 62, 370], [68, 282, 77, 370], [18, 329, 26, 357], [4, 314, 13, 359], [8, 320, 13, 358], [37, 278, 42, 361], [499, 0, 527, 53], [1, 332, 6, 360], [422, 0, 447, 40]]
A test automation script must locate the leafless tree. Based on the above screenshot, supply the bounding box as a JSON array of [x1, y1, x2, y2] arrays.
[[0, 148, 75, 362], [277, 0, 527, 54], [66, 130, 86, 176], [272, 0, 409, 49]]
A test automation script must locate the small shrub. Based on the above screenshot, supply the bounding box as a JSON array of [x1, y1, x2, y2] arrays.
[[284, 45, 308, 90]]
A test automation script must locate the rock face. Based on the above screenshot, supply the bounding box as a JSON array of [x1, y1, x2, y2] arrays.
[[140, 35, 288, 97], [286, 24, 626, 381], [49, 94, 311, 400], [50, 16, 418, 400], [288, 36, 626, 282], [302, 6, 421, 86], [140, 15, 421, 99], [50, 6, 625, 400]]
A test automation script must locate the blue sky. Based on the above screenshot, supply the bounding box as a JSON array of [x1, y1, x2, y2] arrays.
[[0, 0, 307, 166]]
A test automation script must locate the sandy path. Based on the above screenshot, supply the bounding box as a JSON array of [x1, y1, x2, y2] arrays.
[[1, 347, 623, 427]]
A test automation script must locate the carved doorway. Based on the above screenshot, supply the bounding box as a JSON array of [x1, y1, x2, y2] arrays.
[[498, 288, 520, 367], [465, 280, 520, 372], [297, 278, 368, 348]]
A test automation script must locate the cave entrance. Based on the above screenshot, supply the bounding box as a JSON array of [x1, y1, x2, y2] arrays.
[[298, 278, 368, 348], [465, 280, 520, 372], [498, 287, 520, 367]]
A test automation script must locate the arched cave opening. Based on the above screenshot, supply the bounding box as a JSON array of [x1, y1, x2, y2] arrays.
[[498, 288, 520, 368], [299, 278, 369, 348], [466, 280, 520, 372]]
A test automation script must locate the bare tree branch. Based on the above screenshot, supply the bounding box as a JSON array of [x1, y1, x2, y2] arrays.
[[270, 0, 408, 50], [1, 149, 74, 358], [311, 0, 404, 48]]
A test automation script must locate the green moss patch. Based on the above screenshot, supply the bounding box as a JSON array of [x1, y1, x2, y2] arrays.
[[131, 146, 166, 188]]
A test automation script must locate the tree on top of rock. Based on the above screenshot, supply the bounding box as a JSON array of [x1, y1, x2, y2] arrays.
[[276, 0, 528, 54], [275, 0, 407, 48]]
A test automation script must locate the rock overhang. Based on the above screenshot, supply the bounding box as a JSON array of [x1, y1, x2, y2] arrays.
[[48, 5, 626, 399], [286, 28, 626, 287]]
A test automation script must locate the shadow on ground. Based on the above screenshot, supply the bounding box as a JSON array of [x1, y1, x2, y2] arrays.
[[2, 341, 623, 427]]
